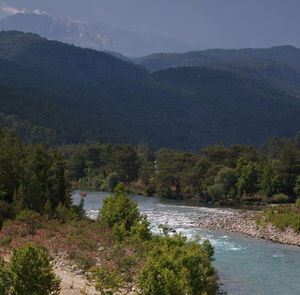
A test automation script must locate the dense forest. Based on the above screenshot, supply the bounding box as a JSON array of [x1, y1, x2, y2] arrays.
[[0, 31, 300, 149], [0, 128, 71, 221]]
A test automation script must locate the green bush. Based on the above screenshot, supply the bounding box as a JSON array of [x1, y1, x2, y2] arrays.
[[130, 215, 152, 241], [106, 172, 119, 192], [72, 198, 86, 219], [98, 183, 141, 238], [16, 210, 41, 234], [0, 200, 15, 219], [90, 265, 126, 295], [99, 182, 152, 241], [272, 213, 300, 232], [16, 209, 41, 222], [0, 258, 10, 294], [296, 198, 300, 209], [144, 185, 156, 196], [207, 184, 224, 202], [0, 244, 61, 295], [202, 239, 215, 260], [55, 202, 78, 221], [261, 205, 300, 232], [272, 193, 289, 203], [0, 213, 3, 232], [137, 234, 218, 295]]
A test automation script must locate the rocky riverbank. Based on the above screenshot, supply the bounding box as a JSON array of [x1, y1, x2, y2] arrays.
[[196, 208, 300, 246]]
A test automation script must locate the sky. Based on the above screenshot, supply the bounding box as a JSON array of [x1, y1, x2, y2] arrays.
[[4, 0, 300, 49]]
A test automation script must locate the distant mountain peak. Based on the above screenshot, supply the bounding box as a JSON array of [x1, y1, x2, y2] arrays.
[[31, 9, 50, 17], [0, 3, 201, 56], [0, 1, 26, 18], [0, 2, 52, 18]]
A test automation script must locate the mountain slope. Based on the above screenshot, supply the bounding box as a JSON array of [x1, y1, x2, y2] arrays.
[[0, 31, 148, 83], [153, 66, 300, 145], [134, 46, 300, 97], [134, 46, 300, 72], [0, 32, 299, 149]]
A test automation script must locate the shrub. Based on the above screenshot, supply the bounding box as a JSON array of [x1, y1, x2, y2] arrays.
[[202, 239, 214, 260], [144, 185, 156, 196], [130, 215, 152, 241], [98, 183, 141, 237], [16, 209, 41, 234], [260, 205, 300, 232], [207, 184, 224, 202], [0, 244, 61, 295], [55, 202, 78, 221], [16, 209, 40, 222], [0, 213, 3, 231], [0, 200, 15, 219], [0, 258, 10, 294], [272, 193, 289, 203], [106, 172, 119, 192], [296, 198, 300, 209], [90, 266, 125, 295], [137, 234, 218, 295], [72, 198, 86, 219], [99, 182, 152, 241], [294, 176, 300, 196]]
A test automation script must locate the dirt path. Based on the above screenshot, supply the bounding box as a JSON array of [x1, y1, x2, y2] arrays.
[[54, 267, 99, 295]]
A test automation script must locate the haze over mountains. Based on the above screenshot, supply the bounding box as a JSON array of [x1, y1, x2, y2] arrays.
[[0, 31, 299, 150], [0, 2, 198, 56]]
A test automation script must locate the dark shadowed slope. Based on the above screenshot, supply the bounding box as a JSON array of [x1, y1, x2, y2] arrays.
[[0, 32, 299, 149]]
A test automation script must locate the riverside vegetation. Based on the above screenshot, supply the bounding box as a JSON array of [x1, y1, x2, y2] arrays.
[[256, 198, 300, 233], [0, 129, 218, 294], [64, 129, 300, 245], [67, 130, 300, 207]]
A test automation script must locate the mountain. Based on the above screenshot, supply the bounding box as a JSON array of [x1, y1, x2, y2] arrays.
[[134, 46, 300, 72], [134, 46, 300, 96], [0, 2, 26, 19], [0, 31, 299, 150], [0, 8, 198, 56]]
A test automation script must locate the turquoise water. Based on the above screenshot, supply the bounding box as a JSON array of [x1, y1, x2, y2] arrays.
[[73, 192, 300, 295]]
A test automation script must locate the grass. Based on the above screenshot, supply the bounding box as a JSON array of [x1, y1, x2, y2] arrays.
[[257, 204, 300, 232]]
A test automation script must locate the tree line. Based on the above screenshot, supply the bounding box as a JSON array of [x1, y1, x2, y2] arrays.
[[1, 126, 299, 221], [66, 131, 300, 205]]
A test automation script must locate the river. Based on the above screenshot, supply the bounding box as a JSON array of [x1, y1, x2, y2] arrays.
[[73, 191, 300, 295]]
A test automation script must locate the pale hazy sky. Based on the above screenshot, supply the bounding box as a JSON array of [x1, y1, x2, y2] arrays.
[[6, 0, 300, 48]]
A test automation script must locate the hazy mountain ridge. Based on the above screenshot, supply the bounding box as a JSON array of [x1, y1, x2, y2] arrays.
[[0, 31, 148, 83], [0, 31, 299, 149], [134, 46, 300, 72], [0, 8, 198, 56]]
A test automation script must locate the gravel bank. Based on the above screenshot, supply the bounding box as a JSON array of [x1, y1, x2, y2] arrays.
[[196, 209, 300, 246]]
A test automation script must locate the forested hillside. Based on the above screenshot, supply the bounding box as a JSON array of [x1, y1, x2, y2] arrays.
[[135, 46, 300, 96], [0, 31, 300, 149]]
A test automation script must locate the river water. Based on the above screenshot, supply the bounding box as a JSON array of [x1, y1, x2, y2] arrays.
[[73, 191, 300, 295]]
